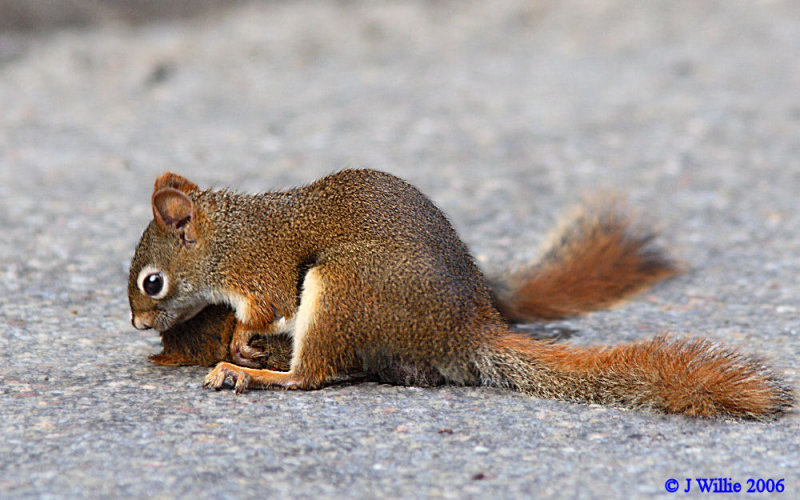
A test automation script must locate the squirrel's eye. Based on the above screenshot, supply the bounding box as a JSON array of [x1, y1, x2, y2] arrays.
[[143, 273, 164, 296], [137, 267, 169, 299]]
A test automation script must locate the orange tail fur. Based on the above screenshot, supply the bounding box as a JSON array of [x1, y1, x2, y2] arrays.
[[475, 332, 793, 419], [492, 202, 680, 322]]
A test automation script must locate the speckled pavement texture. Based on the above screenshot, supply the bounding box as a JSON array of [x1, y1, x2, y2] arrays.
[[1, 1, 798, 498]]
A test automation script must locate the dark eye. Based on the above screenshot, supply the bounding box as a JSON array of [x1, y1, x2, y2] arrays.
[[143, 273, 164, 296], [137, 267, 169, 299]]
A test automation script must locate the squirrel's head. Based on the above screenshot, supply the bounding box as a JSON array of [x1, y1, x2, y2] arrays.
[[128, 173, 208, 332]]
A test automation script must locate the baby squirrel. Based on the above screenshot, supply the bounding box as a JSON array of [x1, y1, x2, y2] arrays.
[[148, 303, 292, 371], [129, 169, 793, 419]]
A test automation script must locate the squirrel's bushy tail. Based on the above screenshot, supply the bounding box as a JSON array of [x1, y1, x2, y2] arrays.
[[475, 331, 793, 419], [492, 202, 679, 322]]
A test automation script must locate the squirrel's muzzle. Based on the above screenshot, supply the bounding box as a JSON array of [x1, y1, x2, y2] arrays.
[[131, 311, 155, 330]]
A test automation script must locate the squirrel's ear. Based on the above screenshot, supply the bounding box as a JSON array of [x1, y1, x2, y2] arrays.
[[152, 188, 197, 245], [153, 172, 198, 195]]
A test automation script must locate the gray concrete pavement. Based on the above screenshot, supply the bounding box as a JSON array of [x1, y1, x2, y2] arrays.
[[1, 1, 798, 498]]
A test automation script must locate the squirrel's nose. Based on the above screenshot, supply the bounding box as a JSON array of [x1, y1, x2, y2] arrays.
[[131, 312, 153, 330]]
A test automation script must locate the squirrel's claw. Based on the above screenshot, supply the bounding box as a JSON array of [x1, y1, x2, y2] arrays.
[[241, 344, 270, 359], [230, 344, 265, 368], [204, 362, 307, 392], [204, 362, 251, 393]]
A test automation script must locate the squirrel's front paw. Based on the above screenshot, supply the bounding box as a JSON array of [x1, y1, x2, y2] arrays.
[[204, 362, 252, 394], [230, 339, 268, 368]]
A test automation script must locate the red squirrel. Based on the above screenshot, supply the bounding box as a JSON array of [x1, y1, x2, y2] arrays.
[[129, 169, 793, 419]]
